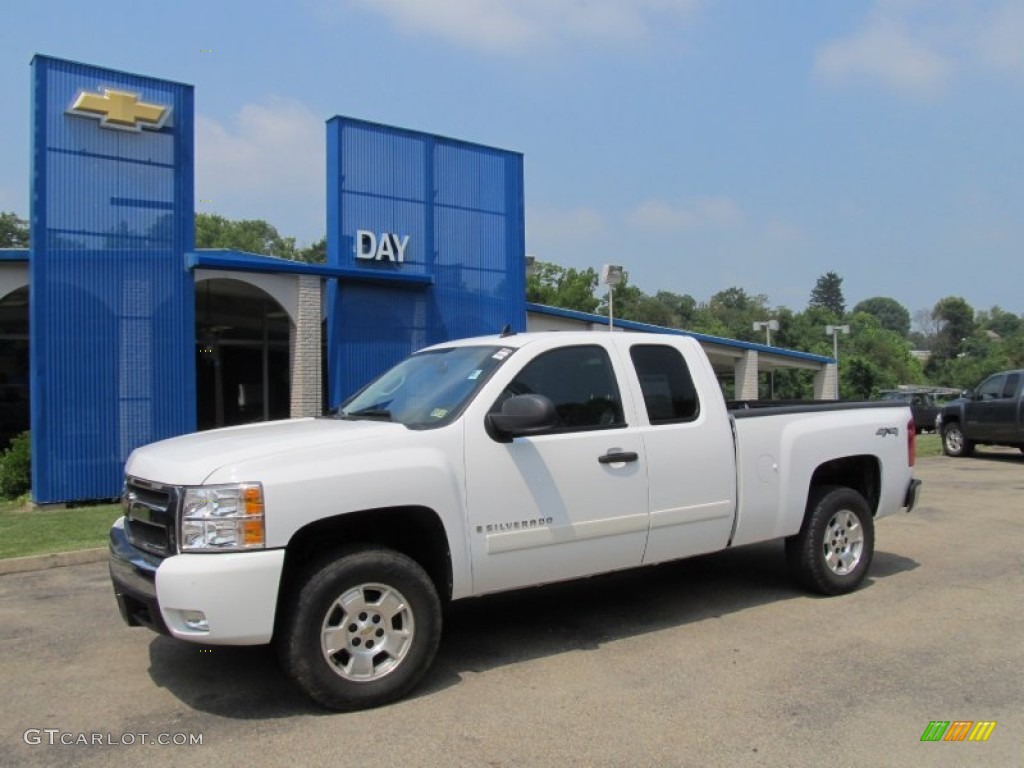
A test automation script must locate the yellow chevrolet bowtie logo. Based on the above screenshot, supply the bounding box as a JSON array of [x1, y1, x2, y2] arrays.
[[67, 88, 171, 132]]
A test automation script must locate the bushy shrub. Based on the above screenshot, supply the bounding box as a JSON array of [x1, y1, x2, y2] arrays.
[[0, 431, 31, 500]]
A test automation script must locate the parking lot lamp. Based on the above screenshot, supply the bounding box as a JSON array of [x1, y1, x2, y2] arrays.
[[601, 265, 624, 331]]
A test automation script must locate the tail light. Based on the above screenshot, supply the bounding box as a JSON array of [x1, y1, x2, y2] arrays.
[[907, 418, 916, 467]]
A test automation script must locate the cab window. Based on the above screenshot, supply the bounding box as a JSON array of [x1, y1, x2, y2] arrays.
[[629, 344, 700, 424], [977, 375, 1006, 400], [1002, 373, 1020, 399], [493, 345, 624, 431]]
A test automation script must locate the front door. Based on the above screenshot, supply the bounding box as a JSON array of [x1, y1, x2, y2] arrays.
[[966, 374, 1006, 442], [464, 343, 649, 595]]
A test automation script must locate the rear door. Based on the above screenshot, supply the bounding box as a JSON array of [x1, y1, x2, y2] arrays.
[[463, 342, 649, 594], [619, 341, 737, 565]]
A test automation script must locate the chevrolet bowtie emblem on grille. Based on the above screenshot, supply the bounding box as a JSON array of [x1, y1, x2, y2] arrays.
[[67, 88, 171, 132]]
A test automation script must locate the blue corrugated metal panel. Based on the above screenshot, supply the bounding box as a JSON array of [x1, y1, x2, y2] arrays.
[[30, 56, 195, 502], [326, 117, 526, 406], [0, 249, 30, 261]]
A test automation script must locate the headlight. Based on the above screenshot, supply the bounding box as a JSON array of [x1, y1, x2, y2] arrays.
[[180, 483, 265, 552]]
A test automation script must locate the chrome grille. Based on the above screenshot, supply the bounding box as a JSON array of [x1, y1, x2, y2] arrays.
[[122, 477, 179, 557]]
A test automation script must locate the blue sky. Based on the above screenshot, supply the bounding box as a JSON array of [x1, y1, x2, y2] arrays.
[[2, 0, 1022, 320]]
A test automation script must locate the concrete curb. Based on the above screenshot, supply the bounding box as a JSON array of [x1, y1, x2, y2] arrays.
[[0, 548, 107, 576]]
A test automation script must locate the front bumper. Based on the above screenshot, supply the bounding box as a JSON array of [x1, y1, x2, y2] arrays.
[[109, 517, 286, 645], [109, 517, 170, 634], [904, 478, 922, 513]]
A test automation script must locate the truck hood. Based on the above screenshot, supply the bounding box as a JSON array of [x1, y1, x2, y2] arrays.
[[126, 418, 407, 486]]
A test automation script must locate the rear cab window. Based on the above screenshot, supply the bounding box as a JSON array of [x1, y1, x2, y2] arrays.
[[629, 344, 700, 424], [1002, 373, 1020, 399]]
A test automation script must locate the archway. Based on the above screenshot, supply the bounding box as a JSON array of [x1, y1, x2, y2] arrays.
[[195, 279, 291, 430], [0, 286, 29, 449]]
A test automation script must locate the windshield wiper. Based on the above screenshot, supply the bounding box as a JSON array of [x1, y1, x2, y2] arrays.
[[339, 407, 392, 421]]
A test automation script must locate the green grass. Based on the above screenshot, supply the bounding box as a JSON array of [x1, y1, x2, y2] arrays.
[[0, 501, 120, 559], [916, 433, 943, 458]]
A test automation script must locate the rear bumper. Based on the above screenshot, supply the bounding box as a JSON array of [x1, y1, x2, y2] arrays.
[[109, 516, 286, 645], [904, 478, 922, 512]]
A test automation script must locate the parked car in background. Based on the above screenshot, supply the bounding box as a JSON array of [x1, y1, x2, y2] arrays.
[[936, 370, 1024, 457], [879, 389, 949, 434]]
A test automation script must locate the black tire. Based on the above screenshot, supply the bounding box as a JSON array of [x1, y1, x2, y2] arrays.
[[277, 547, 441, 711], [785, 486, 875, 596], [942, 422, 974, 457]]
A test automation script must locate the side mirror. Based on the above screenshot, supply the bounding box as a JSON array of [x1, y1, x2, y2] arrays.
[[486, 394, 557, 442]]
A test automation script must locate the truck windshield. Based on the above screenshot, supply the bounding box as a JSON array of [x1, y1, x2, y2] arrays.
[[337, 345, 514, 428]]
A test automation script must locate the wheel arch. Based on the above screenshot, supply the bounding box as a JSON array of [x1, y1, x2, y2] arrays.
[[277, 506, 454, 624], [807, 455, 881, 515]]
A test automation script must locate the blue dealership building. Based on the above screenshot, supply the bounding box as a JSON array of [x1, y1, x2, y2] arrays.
[[0, 56, 834, 504]]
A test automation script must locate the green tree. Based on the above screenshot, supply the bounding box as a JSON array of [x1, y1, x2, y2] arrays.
[[852, 297, 910, 337], [769, 305, 838, 399], [651, 290, 699, 328], [839, 313, 925, 397], [597, 273, 696, 327], [926, 296, 975, 376], [809, 271, 846, 317], [976, 306, 1022, 339], [195, 213, 298, 259], [526, 261, 600, 313], [704, 287, 772, 341], [0, 431, 31, 500], [297, 236, 327, 264], [0, 212, 29, 248]]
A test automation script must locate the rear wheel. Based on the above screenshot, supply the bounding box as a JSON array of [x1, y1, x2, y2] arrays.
[[786, 486, 875, 596], [277, 548, 442, 711], [942, 423, 974, 457]]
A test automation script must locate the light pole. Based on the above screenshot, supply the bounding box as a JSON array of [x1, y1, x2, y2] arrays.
[[601, 265, 624, 331], [752, 319, 779, 346], [753, 320, 779, 399], [825, 324, 850, 399]]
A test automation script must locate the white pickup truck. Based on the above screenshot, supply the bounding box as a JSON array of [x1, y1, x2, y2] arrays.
[[110, 331, 921, 710]]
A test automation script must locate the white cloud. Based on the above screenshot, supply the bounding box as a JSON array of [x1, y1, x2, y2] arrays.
[[627, 196, 741, 231], [815, 9, 950, 97], [343, 0, 700, 53], [815, 1, 1024, 97], [195, 99, 324, 241]]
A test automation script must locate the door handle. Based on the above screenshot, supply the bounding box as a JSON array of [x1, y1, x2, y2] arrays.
[[598, 451, 638, 464]]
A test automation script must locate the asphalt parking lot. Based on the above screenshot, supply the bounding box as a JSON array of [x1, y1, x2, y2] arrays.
[[2, 452, 1021, 767]]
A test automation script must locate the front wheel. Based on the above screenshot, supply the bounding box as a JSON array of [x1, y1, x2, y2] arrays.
[[786, 486, 875, 596], [942, 423, 974, 457], [277, 548, 442, 711]]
